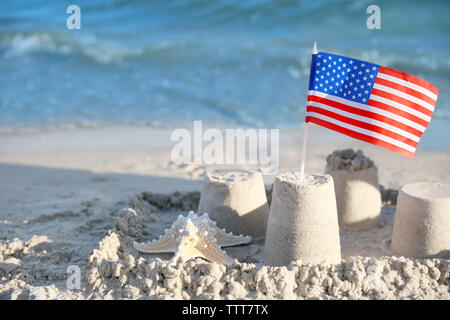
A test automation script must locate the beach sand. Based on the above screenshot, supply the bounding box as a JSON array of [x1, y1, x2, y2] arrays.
[[0, 124, 449, 299]]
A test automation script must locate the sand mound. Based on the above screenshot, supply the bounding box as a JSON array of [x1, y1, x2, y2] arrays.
[[326, 149, 375, 172], [84, 193, 449, 300], [1, 191, 449, 300]]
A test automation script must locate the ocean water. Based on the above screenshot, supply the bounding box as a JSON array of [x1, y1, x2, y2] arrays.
[[1, 0, 449, 141]]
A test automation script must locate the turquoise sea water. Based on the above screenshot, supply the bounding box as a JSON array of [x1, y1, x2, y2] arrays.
[[1, 0, 449, 146]]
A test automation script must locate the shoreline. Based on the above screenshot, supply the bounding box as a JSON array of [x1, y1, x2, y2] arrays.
[[0, 123, 449, 186], [1, 116, 449, 151]]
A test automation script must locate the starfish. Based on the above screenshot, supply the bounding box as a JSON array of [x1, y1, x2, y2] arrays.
[[133, 211, 252, 265]]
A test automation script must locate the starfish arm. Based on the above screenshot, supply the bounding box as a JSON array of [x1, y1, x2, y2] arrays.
[[213, 227, 252, 247], [133, 228, 178, 253], [196, 242, 234, 265]]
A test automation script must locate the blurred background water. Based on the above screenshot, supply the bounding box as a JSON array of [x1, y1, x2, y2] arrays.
[[0, 0, 449, 147]]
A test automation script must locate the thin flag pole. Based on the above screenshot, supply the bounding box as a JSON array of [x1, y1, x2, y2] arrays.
[[300, 41, 318, 183]]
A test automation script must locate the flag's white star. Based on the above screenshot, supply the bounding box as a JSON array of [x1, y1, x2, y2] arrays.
[[349, 60, 353, 64], [338, 58, 342, 62], [372, 66, 377, 70], [362, 98, 366, 102], [352, 95, 356, 99], [358, 71, 363, 75]]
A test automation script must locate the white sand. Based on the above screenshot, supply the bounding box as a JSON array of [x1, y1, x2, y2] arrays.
[[0, 124, 449, 299]]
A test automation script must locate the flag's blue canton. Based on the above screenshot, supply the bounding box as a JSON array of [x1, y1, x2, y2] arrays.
[[308, 52, 380, 105]]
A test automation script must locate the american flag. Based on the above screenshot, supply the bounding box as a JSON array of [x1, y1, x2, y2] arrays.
[[306, 51, 439, 158]]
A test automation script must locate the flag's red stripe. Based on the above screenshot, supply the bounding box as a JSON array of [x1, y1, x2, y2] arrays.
[[307, 106, 418, 148], [378, 66, 439, 95], [374, 77, 436, 106], [367, 99, 429, 128], [371, 88, 433, 117], [307, 95, 423, 138], [305, 116, 415, 159]]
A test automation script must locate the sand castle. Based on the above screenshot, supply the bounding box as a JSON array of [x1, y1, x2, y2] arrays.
[[325, 149, 381, 230], [392, 182, 450, 259], [264, 173, 341, 266], [198, 170, 269, 237], [133, 161, 448, 269]]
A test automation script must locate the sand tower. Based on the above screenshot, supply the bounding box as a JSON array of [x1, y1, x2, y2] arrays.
[[325, 149, 381, 230], [392, 182, 450, 259], [198, 170, 269, 237], [264, 173, 341, 266]]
